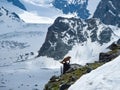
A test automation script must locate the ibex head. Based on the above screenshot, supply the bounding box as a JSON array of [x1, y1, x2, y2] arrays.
[[60, 56, 71, 64]]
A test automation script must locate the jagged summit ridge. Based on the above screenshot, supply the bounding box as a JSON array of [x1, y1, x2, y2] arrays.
[[38, 17, 117, 60]]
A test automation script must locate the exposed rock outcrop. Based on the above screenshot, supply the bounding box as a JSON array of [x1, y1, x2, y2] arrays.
[[93, 0, 120, 27], [99, 39, 120, 62], [52, 0, 90, 19], [38, 17, 114, 60]]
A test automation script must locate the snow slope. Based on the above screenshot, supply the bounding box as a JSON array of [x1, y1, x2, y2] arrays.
[[69, 55, 120, 90], [0, 7, 50, 66], [0, 56, 61, 90], [0, 27, 61, 89], [0, 7, 62, 90]]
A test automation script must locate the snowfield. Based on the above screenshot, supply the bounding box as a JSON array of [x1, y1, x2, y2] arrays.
[[69, 55, 120, 90], [0, 56, 61, 90], [0, 7, 62, 90], [0, 24, 63, 90], [0, 68, 59, 90], [0, 22, 63, 90]]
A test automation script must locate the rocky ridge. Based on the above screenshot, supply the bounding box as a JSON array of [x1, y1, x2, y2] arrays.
[[93, 0, 120, 27], [38, 17, 117, 60]]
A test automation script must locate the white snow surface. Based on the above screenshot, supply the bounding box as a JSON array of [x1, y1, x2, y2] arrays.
[[0, 8, 62, 90], [0, 56, 61, 90], [87, 0, 101, 18], [0, 0, 101, 23], [69, 55, 120, 90]]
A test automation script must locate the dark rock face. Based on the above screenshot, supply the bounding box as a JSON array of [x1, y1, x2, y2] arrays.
[[7, 0, 27, 10], [0, 12, 3, 16], [93, 0, 120, 27], [99, 53, 115, 62], [52, 0, 90, 19], [108, 43, 118, 50], [66, 64, 82, 73], [99, 28, 113, 44], [38, 17, 113, 60], [99, 51, 120, 63], [117, 39, 120, 45], [99, 40, 120, 62]]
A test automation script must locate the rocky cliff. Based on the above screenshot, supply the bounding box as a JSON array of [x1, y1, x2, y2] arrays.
[[93, 0, 120, 27], [38, 17, 116, 60], [52, 0, 90, 19]]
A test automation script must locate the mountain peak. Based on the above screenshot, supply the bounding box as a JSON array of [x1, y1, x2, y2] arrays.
[[52, 0, 90, 19], [38, 17, 118, 61], [93, 0, 120, 27]]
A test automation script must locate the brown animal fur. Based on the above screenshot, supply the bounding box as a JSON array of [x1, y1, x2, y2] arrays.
[[60, 56, 71, 64]]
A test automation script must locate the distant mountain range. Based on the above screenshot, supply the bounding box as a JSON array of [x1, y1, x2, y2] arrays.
[[0, 0, 100, 23], [7, 0, 27, 10], [93, 0, 120, 27], [37, 0, 120, 64], [2, 0, 119, 26]]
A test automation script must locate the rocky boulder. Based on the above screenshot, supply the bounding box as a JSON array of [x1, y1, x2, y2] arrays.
[[99, 39, 120, 62]]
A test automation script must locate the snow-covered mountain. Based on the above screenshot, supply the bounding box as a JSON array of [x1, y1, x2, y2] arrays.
[[37, 0, 120, 65], [69, 55, 120, 90], [0, 0, 73, 24], [0, 0, 101, 23], [38, 17, 120, 65], [0, 6, 24, 33], [0, 6, 50, 66], [0, 7, 62, 90], [93, 0, 120, 27]]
